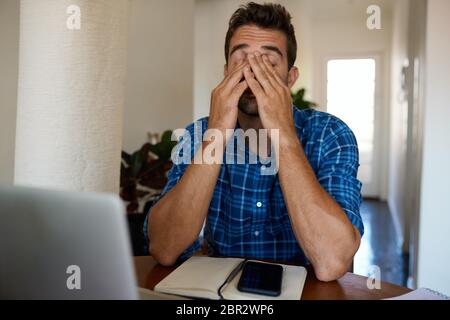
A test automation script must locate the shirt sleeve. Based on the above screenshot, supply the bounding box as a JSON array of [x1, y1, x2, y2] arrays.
[[143, 121, 204, 262], [316, 118, 364, 237]]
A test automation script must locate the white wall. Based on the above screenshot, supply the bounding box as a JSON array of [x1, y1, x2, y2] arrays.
[[417, 0, 450, 295], [194, 0, 314, 121], [0, 0, 19, 185], [310, 0, 392, 108], [310, 0, 392, 200], [123, 0, 195, 153], [387, 0, 410, 249]]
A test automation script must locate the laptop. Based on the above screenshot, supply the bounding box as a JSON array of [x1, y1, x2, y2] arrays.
[[0, 185, 143, 299]]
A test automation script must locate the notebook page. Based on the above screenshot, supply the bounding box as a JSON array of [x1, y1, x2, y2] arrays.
[[154, 256, 244, 299], [385, 288, 449, 300]]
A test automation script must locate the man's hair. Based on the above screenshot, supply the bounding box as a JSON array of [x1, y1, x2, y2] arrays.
[[225, 2, 297, 69]]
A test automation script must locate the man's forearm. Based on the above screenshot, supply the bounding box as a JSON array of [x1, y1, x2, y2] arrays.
[[277, 134, 360, 281], [148, 141, 222, 266]]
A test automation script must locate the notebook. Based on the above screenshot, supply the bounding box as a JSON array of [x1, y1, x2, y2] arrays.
[[138, 287, 190, 300], [384, 288, 450, 300], [154, 256, 307, 300]]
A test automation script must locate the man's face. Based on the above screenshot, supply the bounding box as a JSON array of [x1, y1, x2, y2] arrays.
[[225, 24, 297, 116]]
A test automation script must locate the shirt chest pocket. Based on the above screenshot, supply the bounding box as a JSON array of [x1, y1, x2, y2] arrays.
[[225, 194, 252, 225], [264, 202, 291, 236], [218, 192, 252, 245]]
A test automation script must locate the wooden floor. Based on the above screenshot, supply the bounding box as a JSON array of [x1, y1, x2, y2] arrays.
[[354, 200, 408, 287]]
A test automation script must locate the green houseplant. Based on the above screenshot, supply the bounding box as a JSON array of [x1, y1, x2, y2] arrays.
[[291, 88, 317, 110], [120, 130, 177, 214]]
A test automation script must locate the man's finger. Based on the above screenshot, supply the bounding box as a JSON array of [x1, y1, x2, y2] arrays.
[[222, 62, 249, 93], [243, 66, 265, 100], [229, 80, 248, 102], [255, 53, 280, 89], [217, 60, 246, 87], [229, 59, 248, 74], [261, 55, 285, 87], [248, 52, 274, 93]]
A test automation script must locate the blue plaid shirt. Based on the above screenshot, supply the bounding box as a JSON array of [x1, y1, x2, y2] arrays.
[[144, 107, 363, 265]]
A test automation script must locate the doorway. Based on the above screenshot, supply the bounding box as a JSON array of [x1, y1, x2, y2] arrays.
[[325, 57, 383, 198]]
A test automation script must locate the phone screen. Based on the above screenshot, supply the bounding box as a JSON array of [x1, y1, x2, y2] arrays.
[[237, 261, 283, 297]]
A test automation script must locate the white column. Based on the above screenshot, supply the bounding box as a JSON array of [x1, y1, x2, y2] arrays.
[[14, 0, 129, 193]]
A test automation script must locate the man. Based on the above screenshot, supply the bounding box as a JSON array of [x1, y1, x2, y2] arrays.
[[145, 2, 363, 282]]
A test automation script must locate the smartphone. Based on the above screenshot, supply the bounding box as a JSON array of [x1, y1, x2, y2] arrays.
[[237, 261, 283, 297]]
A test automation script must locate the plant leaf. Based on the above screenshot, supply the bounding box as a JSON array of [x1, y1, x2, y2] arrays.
[[131, 151, 144, 177], [161, 130, 173, 144], [291, 88, 317, 110], [121, 151, 132, 165]]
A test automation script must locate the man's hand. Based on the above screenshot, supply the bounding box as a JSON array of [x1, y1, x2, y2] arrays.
[[243, 52, 297, 145], [209, 61, 249, 137]]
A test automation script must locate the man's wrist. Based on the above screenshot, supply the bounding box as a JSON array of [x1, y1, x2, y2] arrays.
[[277, 128, 301, 150]]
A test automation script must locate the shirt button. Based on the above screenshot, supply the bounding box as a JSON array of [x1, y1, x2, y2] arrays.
[[254, 231, 260, 236], [256, 202, 262, 208]]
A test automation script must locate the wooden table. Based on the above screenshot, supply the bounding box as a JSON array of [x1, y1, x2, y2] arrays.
[[134, 256, 411, 300]]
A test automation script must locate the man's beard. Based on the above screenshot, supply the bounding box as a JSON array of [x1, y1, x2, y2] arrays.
[[238, 88, 259, 116]]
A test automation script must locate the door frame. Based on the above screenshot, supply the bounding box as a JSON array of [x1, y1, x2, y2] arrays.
[[316, 51, 389, 199], [405, 0, 427, 289]]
